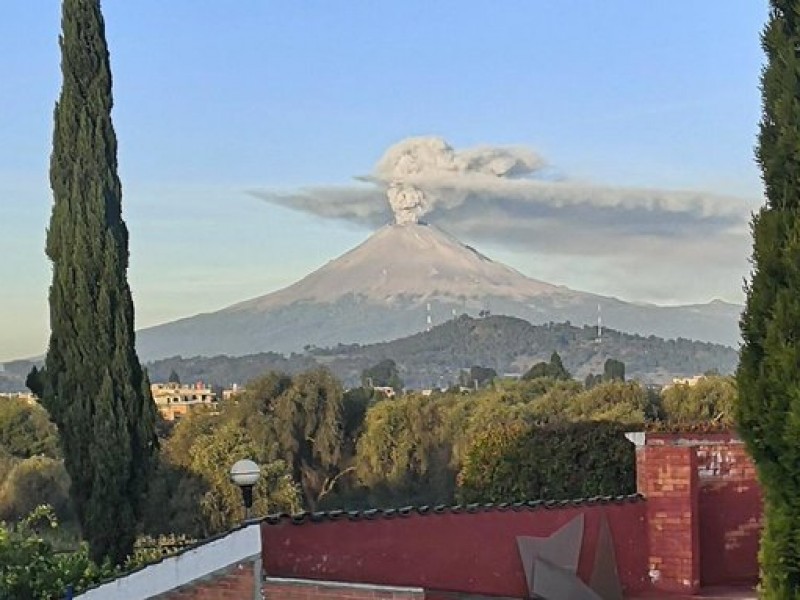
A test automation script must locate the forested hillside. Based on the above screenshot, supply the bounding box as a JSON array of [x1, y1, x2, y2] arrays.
[[315, 315, 737, 388], [148, 315, 736, 389], [3, 315, 737, 393]]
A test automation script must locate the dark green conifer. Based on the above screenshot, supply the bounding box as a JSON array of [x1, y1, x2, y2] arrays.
[[737, 1, 800, 595], [36, 0, 158, 566]]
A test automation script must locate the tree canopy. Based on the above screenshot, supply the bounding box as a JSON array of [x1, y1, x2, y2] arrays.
[[523, 351, 571, 381], [737, 2, 800, 594], [361, 359, 404, 391], [663, 376, 736, 425], [32, 0, 158, 565], [0, 397, 59, 459]]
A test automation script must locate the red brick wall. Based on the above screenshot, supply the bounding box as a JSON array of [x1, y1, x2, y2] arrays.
[[636, 432, 763, 591], [695, 440, 762, 586], [637, 444, 700, 593], [263, 578, 426, 599], [261, 501, 649, 598], [162, 561, 256, 599]]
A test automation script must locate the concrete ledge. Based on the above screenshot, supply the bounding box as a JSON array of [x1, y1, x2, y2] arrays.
[[265, 576, 425, 594], [77, 523, 261, 599]]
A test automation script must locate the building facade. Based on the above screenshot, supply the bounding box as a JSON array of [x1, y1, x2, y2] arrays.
[[151, 382, 217, 421]]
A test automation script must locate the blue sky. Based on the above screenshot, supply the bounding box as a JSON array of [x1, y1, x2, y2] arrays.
[[0, 1, 767, 361]]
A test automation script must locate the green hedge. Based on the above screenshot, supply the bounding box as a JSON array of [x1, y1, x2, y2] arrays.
[[457, 421, 635, 503]]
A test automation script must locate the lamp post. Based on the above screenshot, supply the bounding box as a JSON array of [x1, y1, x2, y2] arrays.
[[230, 458, 261, 521]]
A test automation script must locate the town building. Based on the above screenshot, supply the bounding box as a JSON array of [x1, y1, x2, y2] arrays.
[[372, 385, 396, 399], [0, 391, 37, 404], [150, 382, 217, 421], [222, 383, 245, 401], [665, 375, 706, 389]]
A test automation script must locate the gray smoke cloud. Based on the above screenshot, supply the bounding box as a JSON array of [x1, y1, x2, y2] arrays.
[[369, 137, 544, 224], [252, 135, 748, 228], [249, 136, 755, 301], [255, 184, 389, 228]]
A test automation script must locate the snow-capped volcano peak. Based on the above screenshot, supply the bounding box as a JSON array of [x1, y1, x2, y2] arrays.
[[233, 223, 562, 312], [136, 222, 739, 359]]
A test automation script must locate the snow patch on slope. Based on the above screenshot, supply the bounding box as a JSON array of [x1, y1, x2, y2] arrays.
[[231, 223, 567, 312]]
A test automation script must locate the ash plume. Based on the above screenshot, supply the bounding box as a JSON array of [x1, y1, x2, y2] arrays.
[[249, 135, 756, 303], [252, 135, 749, 232], [372, 136, 544, 224]]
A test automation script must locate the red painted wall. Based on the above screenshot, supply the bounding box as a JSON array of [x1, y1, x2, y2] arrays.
[[261, 431, 764, 597], [695, 439, 762, 586], [261, 500, 649, 598]]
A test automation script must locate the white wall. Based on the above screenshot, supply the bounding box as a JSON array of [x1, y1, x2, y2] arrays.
[[76, 523, 261, 600]]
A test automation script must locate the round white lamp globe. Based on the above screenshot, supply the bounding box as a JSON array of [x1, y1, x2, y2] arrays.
[[230, 459, 261, 487]]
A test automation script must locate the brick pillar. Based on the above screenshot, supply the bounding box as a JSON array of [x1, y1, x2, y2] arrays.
[[627, 433, 700, 594]]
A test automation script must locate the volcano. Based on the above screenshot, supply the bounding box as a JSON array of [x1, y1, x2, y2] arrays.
[[136, 223, 740, 360]]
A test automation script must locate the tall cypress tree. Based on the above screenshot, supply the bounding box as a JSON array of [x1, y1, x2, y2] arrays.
[[36, 0, 158, 566], [738, 1, 800, 595]]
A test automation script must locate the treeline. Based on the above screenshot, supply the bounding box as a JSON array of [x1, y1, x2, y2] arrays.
[[0, 366, 736, 540], [146, 352, 316, 390]]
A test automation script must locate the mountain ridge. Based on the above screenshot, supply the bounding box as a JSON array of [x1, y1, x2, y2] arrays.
[[142, 314, 738, 390], [136, 223, 742, 359]]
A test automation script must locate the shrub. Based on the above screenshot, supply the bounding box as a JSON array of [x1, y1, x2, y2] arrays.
[[0, 506, 113, 600], [457, 421, 635, 503], [0, 457, 71, 522]]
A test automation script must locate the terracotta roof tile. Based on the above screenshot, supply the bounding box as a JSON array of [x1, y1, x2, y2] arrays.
[[261, 494, 644, 526]]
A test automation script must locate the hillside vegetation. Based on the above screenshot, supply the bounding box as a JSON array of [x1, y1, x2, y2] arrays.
[[143, 315, 737, 389], [3, 315, 737, 393], [314, 315, 737, 388]]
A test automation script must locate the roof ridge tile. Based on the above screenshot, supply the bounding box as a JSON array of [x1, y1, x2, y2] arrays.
[[260, 493, 645, 526]]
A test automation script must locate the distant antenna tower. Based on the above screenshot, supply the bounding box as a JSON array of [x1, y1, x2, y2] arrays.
[[426, 302, 432, 332], [596, 304, 603, 343]]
